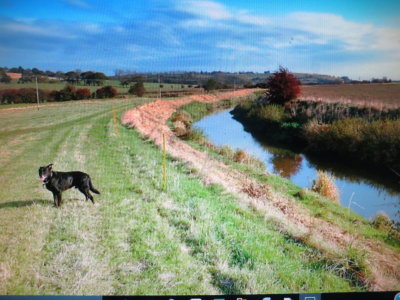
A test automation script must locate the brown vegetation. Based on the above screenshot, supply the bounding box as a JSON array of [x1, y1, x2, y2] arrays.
[[299, 83, 400, 108], [311, 170, 340, 203]]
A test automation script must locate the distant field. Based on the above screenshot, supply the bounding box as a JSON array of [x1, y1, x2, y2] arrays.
[[0, 79, 195, 94], [299, 83, 400, 108]]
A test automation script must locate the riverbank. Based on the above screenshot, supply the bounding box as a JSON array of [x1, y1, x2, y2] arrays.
[[231, 99, 400, 173], [122, 91, 400, 291]]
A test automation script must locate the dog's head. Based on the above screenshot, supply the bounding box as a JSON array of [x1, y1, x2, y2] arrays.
[[38, 163, 54, 182]]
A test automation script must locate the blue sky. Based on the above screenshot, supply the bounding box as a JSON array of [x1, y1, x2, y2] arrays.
[[0, 0, 399, 79]]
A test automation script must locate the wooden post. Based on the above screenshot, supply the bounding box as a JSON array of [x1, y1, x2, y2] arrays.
[[162, 133, 167, 190], [158, 75, 161, 100], [35, 76, 40, 110]]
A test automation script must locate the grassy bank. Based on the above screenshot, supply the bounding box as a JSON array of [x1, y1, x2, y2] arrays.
[[0, 97, 374, 294], [171, 100, 400, 262], [231, 99, 400, 171]]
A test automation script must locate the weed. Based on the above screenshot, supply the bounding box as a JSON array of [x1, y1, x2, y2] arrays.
[[311, 170, 340, 203], [372, 212, 392, 230]]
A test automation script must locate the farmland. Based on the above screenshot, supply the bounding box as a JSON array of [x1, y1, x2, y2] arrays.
[[299, 83, 400, 108]]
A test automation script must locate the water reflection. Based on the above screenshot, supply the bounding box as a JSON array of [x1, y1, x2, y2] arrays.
[[267, 147, 303, 178], [194, 108, 400, 222]]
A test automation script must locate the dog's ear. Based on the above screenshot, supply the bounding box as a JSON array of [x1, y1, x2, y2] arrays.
[[47, 163, 54, 169]]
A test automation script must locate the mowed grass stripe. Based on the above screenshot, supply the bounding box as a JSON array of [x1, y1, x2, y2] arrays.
[[83, 117, 218, 295], [0, 124, 74, 294], [38, 114, 116, 295]]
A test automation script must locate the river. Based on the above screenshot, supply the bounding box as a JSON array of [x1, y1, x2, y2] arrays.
[[194, 108, 400, 222]]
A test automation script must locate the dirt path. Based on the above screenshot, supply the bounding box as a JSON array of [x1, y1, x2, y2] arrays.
[[122, 90, 400, 291]]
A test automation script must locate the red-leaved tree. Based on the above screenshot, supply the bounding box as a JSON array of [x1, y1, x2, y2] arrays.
[[265, 67, 301, 105]]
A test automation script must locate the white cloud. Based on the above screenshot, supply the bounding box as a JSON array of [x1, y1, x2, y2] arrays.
[[235, 10, 271, 26], [284, 12, 400, 52], [2, 22, 77, 39], [179, 1, 232, 20], [217, 40, 260, 52]]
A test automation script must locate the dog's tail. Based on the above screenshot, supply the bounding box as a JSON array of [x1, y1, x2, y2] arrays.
[[89, 179, 100, 194]]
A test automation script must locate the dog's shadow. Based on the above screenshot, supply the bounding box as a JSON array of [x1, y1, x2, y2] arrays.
[[0, 198, 50, 209]]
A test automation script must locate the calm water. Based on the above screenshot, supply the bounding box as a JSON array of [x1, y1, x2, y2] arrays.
[[195, 109, 400, 222]]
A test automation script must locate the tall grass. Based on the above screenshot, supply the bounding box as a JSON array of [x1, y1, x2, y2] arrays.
[[311, 170, 340, 203], [233, 98, 400, 170], [303, 118, 400, 168]]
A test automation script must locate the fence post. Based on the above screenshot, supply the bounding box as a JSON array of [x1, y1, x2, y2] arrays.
[[162, 133, 167, 190]]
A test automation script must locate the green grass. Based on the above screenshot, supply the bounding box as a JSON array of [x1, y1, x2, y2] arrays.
[[0, 98, 369, 294], [174, 100, 400, 251]]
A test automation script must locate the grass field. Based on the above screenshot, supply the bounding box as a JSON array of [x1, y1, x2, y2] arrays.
[[0, 98, 372, 295], [299, 83, 400, 108], [0, 79, 195, 95]]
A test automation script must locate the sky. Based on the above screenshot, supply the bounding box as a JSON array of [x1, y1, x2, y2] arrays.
[[0, 0, 399, 79]]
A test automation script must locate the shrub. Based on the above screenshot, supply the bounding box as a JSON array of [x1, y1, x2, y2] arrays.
[[311, 170, 339, 202], [372, 212, 392, 230], [233, 149, 248, 163], [76, 88, 91, 100], [95, 85, 118, 99], [128, 82, 146, 97], [217, 145, 234, 158], [257, 104, 285, 122], [265, 66, 301, 105], [187, 128, 206, 143], [203, 79, 222, 91], [55, 84, 76, 101], [172, 110, 192, 127]]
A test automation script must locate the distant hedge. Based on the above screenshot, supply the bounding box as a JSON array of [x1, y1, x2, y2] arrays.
[[0, 84, 118, 104]]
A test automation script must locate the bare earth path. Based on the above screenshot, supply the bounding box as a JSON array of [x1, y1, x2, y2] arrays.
[[122, 90, 400, 291]]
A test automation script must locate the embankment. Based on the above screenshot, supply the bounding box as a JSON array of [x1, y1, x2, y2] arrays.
[[122, 90, 400, 291]]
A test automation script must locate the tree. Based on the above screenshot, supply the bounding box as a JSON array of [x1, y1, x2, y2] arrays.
[[65, 71, 80, 84], [56, 84, 76, 101], [76, 88, 91, 99], [265, 67, 301, 105], [0, 68, 11, 83], [128, 81, 146, 97], [203, 78, 221, 91], [95, 86, 118, 98]]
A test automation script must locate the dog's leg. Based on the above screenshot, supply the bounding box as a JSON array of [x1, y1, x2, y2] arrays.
[[87, 191, 95, 204], [57, 192, 62, 207], [78, 187, 89, 201], [52, 192, 58, 207], [79, 187, 95, 204]]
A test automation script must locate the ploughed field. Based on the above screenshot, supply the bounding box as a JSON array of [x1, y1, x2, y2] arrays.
[[299, 83, 400, 108]]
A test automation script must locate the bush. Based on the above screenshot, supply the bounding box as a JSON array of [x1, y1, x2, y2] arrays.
[[128, 82, 146, 97], [233, 149, 248, 163], [55, 84, 76, 101], [172, 110, 192, 127], [95, 85, 118, 99], [76, 88, 91, 100], [265, 66, 301, 105], [257, 104, 285, 122], [312, 170, 339, 202], [372, 212, 392, 230]]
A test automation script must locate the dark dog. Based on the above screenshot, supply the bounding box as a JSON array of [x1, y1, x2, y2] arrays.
[[38, 163, 100, 207]]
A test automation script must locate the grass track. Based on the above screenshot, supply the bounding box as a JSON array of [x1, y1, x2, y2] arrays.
[[0, 99, 365, 294]]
